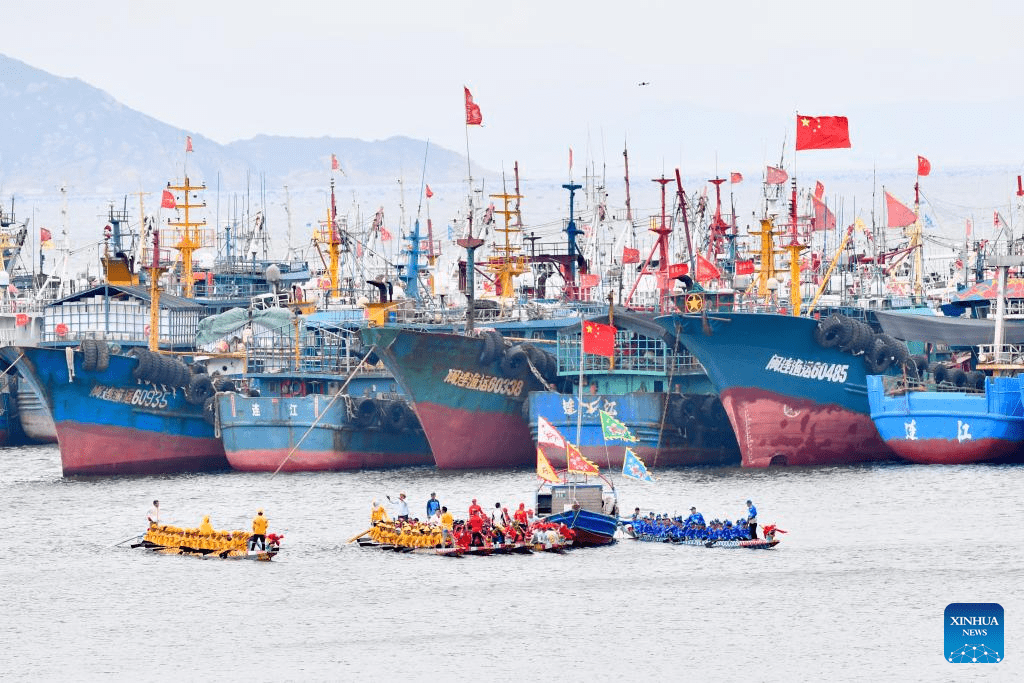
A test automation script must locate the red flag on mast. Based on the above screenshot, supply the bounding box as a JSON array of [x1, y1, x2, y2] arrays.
[[425, 185, 433, 198], [766, 166, 788, 185], [695, 253, 721, 282], [730, 172, 743, 184], [185, 136, 193, 153], [622, 247, 640, 264], [331, 154, 340, 171], [885, 192, 918, 228], [917, 155, 931, 176], [160, 189, 176, 209], [796, 115, 851, 150], [464, 87, 483, 125], [814, 181, 825, 200]]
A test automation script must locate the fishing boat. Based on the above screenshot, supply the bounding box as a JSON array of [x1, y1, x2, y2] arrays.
[[214, 320, 432, 472], [3, 343, 227, 475], [654, 310, 901, 467], [528, 310, 739, 469], [535, 476, 619, 547], [867, 257, 1024, 464]]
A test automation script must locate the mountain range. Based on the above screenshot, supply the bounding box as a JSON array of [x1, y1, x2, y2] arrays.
[[0, 53, 477, 197]]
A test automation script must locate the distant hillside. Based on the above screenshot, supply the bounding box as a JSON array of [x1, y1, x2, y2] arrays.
[[0, 53, 477, 196]]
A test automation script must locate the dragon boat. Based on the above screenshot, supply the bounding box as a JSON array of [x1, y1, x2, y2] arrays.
[[131, 524, 282, 561], [622, 524, 782, 549], [352, 517, 571, 556]]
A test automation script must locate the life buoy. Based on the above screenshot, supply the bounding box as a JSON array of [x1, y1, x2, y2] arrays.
[[55, 323, 68, 337], [143, 324, 151, 339], [291, 381, 306, 397], [15, 313, 29, 327]]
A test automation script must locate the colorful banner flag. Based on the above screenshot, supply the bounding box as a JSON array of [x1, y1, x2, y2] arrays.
[[185, 135, 193, 153], [766, 166, 788, 185], [622, 448, 654, 482], [730, 172, 743, 184], [600, 410, 638, 443], [538, 416, 566, 448], [566, 442, 599, 475], [582, 321, 616, 357], [884, 191, 917, 228], [917, 155, 931, 176], [695, 253, 721, 282], [161, 189, 176, 209], [537, 447, 561, 483], [464, 86, 483, 125], [622, 247, 640, 264], [795, 114, 852, 151]]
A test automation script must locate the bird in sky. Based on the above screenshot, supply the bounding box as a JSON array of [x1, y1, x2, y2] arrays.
[[638, 81, 650, 86]]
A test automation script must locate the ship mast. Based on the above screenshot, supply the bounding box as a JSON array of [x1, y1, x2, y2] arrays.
[[164, 176, 208, 299]]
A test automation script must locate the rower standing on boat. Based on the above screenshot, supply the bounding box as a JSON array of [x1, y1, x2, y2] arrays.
[[746, 500, 758, 540], [440, 507, 454, 546], [250, 509, 268, 550], [147, 500, 160, 527]]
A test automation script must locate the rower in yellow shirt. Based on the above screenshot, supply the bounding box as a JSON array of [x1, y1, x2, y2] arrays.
[[250, 509, 269, 551]]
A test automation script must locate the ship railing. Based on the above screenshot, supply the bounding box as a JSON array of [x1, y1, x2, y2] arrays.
[[881, 374, 984, 396], [244, 326, 367, 375], [977, 343, 1024, 365]]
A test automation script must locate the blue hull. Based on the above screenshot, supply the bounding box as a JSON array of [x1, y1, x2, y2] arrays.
[[528, 391, 739, 467], [217, 392, 433, 471], [867, 375, 1024, 464], [544, 508, 618, 547]]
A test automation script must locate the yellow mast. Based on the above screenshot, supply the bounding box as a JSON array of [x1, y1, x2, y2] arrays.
[[783, 243, 809, 316], [163, 177, 209, 299], [487, 191, 528, 297], [750, 218, 787, 303]]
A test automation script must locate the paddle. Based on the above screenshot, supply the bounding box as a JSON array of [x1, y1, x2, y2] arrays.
[[113, 535, 142, 547], [347, 527, 373, 544]]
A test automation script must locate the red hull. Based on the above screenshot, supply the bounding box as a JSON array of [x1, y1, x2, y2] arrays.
[[570, 529, 616, 547], [414, 401, 533, 469], [56, 422, 228, 476], [225, 449, 434, 472], [721, 387, 893, 467], [884, 438, 1020, 465]]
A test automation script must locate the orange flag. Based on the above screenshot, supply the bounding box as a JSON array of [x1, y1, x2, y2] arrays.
[[537, 447, 561, 483], [566, 442, 599, 475]]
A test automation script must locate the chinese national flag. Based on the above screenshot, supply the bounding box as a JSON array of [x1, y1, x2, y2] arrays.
[[464, 86, 483, 125], [695, 253, 721, 282], [566, 442, 599, 475], [730, 172, 743, 184], [885, 191, 917, 228], [537, 447, 561, 483], [622, 247, 640, 264], [917, 155, 931, 176], [582, 321, 615, 357], [766, 166, 788, 185], [185, 135, 193, 153], [814, 180, 825, 200], [580, 273, 599, 288], [795, 115, 851, 151], [735, 259, 755, 276], [161, 189, 176, 209], [425, 184, 433, 198]]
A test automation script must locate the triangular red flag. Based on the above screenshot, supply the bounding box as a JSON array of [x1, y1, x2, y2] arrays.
[[811, 196, 836, 231], [885, 191, 918, 228], [917, 155, 931, 176], [464, 87, 483, 125], [161, 189, 176, 209], [566, 442, 599, 475], [425, 185, 433, 198], [695, 253, 721, 282]]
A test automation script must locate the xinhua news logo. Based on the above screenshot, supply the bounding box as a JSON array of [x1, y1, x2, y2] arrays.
[[945, 603, 1003, 663]]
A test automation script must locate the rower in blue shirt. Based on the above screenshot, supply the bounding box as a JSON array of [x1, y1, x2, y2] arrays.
[[686, 506, 705, 528], [746, 500, 758, 539]]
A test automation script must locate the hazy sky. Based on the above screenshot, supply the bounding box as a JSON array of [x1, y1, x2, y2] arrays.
[[3, 0, 1023, 183]]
